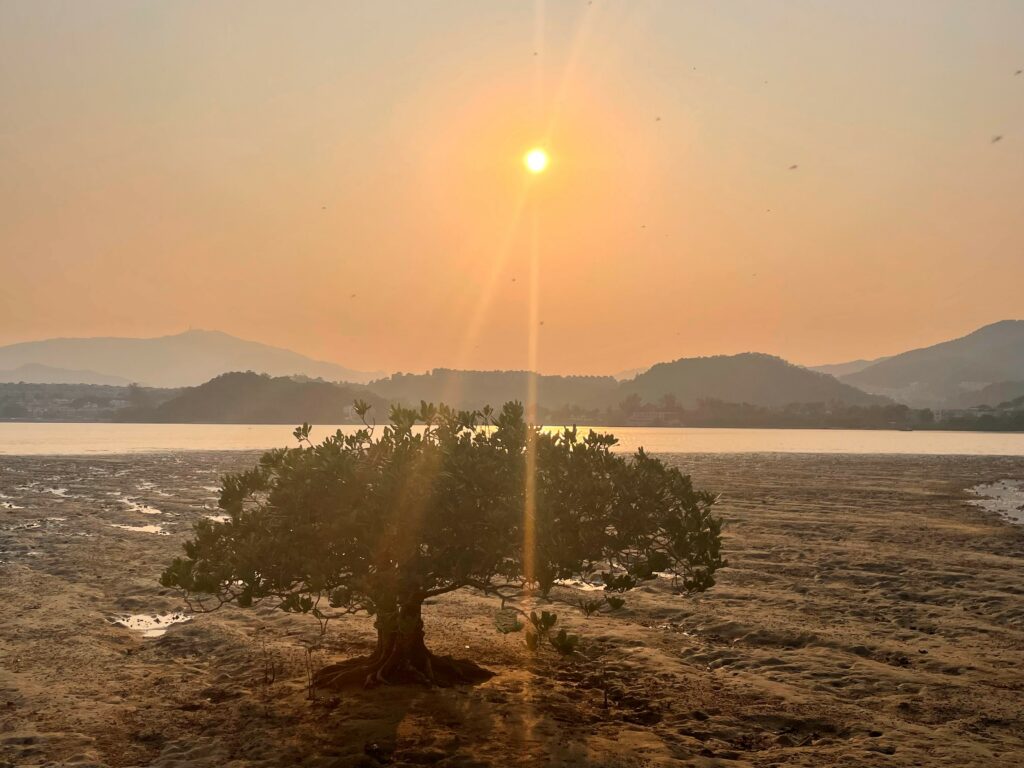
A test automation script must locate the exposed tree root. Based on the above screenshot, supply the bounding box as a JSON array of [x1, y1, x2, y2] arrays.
[[314, 651, 493, 690], [313, 600, 494, 689]]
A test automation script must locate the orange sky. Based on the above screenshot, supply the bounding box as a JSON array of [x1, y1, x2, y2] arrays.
[[1, 1, 1022, 375]]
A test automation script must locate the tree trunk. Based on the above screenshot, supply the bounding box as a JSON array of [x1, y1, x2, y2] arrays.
[[313, 596, 494, 690]]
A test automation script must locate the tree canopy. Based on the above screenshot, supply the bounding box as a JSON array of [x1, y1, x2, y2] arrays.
[[162, 401, 723, 687]]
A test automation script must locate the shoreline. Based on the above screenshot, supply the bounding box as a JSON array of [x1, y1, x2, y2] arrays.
[[6, 447, 1024, 465], [4, 418, 1024, 434]]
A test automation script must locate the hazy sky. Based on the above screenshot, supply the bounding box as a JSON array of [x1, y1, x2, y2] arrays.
[[1, 1, 1022, 375]]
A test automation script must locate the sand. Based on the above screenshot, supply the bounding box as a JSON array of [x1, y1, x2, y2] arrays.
[[1, 452, 1023, 767]]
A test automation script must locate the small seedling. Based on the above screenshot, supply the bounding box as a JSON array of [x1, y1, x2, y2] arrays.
[[494, 608, 524, 634], [302, 644, 319, 700]]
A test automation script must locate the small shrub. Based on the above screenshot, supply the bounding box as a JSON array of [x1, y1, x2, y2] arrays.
[[526, 610, 558, 652], [577, 598, 603, 617], [529, 610, 558, 635], [601, 573, 638, 592], [605, 596, 626, 611], [302, 644, 320, 700], [549, 628, 580, 655]]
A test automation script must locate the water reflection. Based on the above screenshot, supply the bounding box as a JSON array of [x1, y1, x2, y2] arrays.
[[1, 422, 1024, 456]]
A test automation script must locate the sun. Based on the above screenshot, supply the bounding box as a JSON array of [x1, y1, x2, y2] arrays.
[[524, 147, 549, 174]]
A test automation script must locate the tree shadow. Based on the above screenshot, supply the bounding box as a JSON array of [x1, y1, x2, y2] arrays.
[[308, 666, 654, 767]]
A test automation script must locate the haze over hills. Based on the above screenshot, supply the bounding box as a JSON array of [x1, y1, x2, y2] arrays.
[[612, 366, 650, 382], [0, 363, 131, 386], [838, 320, 1024, 407], [810, 358, 891, 378], [953, 381, 1024, 409], [620, 353, 886, 408], [0, 330, 381, 388]]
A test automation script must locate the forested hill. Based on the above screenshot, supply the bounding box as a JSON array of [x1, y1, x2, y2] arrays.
[[620, 353, 886, 408], [115, 372, 388, 424], [116, 357, 882, 424], [369, 369, 619, 411]]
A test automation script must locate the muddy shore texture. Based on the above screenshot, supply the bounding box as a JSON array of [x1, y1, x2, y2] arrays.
[[2, 452, 1023, 767]]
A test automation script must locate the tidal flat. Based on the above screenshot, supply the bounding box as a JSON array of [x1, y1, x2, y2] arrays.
[[1, 452, 1023, 767]]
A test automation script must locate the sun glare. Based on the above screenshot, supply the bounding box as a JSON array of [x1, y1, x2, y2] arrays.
[[524, 147, 549, 174]]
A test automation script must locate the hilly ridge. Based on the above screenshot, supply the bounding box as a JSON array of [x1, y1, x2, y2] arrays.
[[117, 372, 388, 424], [621, 353, 885, 408], [840, 320, 1024, 407], [0, 330, 380, 388]]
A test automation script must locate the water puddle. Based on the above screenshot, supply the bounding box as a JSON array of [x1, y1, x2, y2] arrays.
[[1, 502, 24, 510], [2, 517, 67, 532], [123, 498, 162, 515], [111, 612, 192, 637], [555, 577, 607, 592], [0, 548, 42, 562], [109, 523, 169, 535], [967, 480, 1024, 525]]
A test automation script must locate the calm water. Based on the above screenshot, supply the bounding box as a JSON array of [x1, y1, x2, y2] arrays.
[[1, 422, 1024, 456]]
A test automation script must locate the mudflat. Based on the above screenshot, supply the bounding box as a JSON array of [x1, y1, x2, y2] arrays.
[[1, 452, 1022, 767]]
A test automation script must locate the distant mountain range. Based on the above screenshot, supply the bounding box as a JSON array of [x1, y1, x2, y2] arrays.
[[810, 358, 891, 378], [828, 320, 1024, 408], [0, 330, 381, 388], [4, 320, 1023, 413]]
